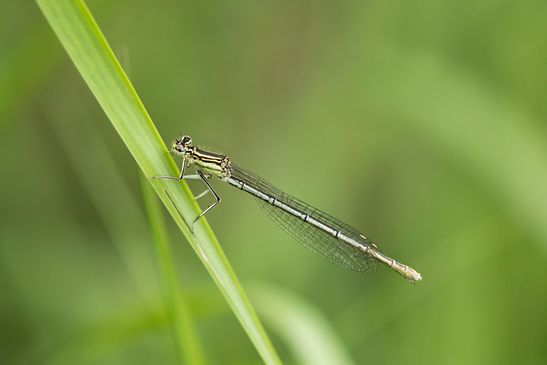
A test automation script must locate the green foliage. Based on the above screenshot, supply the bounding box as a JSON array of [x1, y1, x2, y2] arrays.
[[34, 0, 280, 364], [140, 172, 206, 365], [2, 0, 547, 364]]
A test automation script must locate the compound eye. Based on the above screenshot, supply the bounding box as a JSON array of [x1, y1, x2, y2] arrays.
[[181, 136, 192, 145]]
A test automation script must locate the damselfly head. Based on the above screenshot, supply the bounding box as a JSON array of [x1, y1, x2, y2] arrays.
[[172, 135, 192, 154]]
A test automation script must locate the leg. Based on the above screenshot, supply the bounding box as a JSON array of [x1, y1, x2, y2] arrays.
[[154, 161, 213, 181], [194, 189, 210, 200], [154, 158, 187, 180], [188, 173, 212, 200], [181, 173, 212, 180], [192, 169, 221, 225], [181, 172, 212, 200]]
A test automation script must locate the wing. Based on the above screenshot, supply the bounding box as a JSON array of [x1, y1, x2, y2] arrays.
[[231, 165, 378, 273]]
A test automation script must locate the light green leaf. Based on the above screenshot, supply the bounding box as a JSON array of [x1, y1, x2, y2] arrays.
[[140, 172, 206, 365], [36, 0, 281, 363], [252, 283, 355, 365]]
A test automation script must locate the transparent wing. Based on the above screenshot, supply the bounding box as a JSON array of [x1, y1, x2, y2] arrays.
[[231, 165, 378, 273]]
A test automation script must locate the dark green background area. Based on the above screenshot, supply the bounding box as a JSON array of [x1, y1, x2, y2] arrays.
[[1, 1, 546, 364]]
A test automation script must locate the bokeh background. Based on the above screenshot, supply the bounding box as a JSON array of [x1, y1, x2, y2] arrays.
[[2, 1, 547, 364]]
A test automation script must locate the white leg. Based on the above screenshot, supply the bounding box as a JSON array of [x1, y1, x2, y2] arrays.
[[154, 158, 187, 180]]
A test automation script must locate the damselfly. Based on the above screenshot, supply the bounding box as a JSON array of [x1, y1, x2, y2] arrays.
[[156, 136, 421, 283]]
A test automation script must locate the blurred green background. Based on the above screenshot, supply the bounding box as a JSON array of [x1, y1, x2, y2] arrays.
[[2, 0, 547, 364]]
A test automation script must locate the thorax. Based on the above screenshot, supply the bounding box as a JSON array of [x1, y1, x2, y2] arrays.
[[187, 147, 231, 179]]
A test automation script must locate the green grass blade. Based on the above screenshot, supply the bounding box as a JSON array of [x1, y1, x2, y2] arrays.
[[36, 1, 281, 363], [139, 172, 206, 365], [251, 283, 355, 365]]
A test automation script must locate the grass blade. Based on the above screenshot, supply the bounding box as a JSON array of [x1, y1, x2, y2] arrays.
[[251, 283, 355, 365], [36, 0, 281, 363], [140, 172, 206, 365]]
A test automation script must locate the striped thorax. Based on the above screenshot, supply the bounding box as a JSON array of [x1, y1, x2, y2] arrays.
[[172, 136, 232, 179]]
